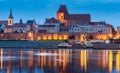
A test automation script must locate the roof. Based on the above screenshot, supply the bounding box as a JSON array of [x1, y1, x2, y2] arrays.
[[8, 9, 14, 19], [57, 5, 69, 14], [13, 24, 28, 27], [5, 24, 28, 28], [39, 25, 55, 27], [0, 20, 8, 24], [64, 14, 91, 20], [90, 22, 113, 27], [45, 17, 59, 23], [26, 20, 36, 25]]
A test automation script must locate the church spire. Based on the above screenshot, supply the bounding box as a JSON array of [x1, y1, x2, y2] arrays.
[[9, 9, 14, 19], [8, 9, 14, 25]]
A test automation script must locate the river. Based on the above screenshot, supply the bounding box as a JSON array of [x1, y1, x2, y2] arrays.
[[0, 49, 119, 73]]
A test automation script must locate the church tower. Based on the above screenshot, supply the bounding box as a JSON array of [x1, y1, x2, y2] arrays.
[[8, 9, 14, 25], [57, 5, 69, 23]]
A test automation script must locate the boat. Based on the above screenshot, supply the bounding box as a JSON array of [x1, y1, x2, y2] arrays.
[[57, 42, 72, 48]]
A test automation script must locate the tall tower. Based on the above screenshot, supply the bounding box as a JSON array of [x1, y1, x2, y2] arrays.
[[56, 5, 69, 23], [8, 9, 14, 25]]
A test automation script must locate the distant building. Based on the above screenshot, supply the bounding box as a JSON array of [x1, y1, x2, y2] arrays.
[[117, 27, 120, 34], [44, 17, 60, 33], [8, 9, 14, 25], [4, 25, 13, 33], [26, 19, 38, 32], [4, 19, 30, 33], [69, 21, 114, 34], [0, 21, 8, 32], [38, 25, 57, 33], [56, 5, 91, 26]]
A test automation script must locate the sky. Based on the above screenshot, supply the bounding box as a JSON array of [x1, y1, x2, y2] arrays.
[[0, 0, 120, 29]]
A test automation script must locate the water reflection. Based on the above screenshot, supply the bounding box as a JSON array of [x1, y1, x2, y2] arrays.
[[0, 49, 120, 73]]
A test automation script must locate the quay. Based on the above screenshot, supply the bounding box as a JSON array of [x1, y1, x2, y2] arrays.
[[0, 40, 120, 49]]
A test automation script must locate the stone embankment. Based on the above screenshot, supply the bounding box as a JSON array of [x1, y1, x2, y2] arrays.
[[0, 40, 62, 49]]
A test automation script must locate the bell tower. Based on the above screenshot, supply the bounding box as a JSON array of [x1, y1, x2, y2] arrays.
[[57, 5, 69, 23], [8, 9, 14, 25]]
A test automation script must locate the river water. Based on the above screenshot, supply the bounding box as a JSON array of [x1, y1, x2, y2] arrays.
[[0, 49, 119, 73]]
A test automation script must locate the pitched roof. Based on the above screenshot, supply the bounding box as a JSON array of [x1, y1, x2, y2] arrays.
[[0, 20, 8, 24], [13, 24, 28, 27], [64, 14, 91, 20], [90, 22, 113, 27], [57, 5, 69, 14], [45, 17, 59, 23], [8, 9, 14, 19], [26, 20, 36, 25]]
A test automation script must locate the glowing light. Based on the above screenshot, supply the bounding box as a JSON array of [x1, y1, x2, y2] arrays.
[[0, 49, 3, 69], [20, 50, 23, 68], [102, 50, 107, 68], [80, 50, 87, 71], [43, 36, 47, 40], [48, 35, 52, 40], [54, 50, 57, 67], [28, 50, 33, 68], [108, 50, 113, 73], [63, 34, 68, 40], [116, 50, 120, 72], [28, 32, 33, 40], [58, 35, 63, 40], [53, 34, 58, 40], [37, 37, 41, 40]]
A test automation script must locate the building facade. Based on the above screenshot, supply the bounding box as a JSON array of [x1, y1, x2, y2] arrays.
[[69, 21, 113, 34], [56, 5, 91, 26]]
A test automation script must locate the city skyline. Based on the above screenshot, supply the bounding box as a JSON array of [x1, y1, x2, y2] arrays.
[[0, 0, 120, 29]]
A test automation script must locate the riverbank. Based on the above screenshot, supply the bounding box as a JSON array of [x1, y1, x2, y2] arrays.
[[0, 40, 62, 48], [0, 40, 120, 49]]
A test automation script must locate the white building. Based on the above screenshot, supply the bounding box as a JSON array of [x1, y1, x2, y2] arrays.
[[13, 24, 30, 33], [117, 27, 120, 34], [69, 21, 113, 34], [38, 17, 60, 33]]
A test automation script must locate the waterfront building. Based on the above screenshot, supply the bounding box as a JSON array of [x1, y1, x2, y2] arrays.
[[69, 21, 113, 34], [117, 27, 120, 34], [0, 21, 7, 32], [4, 19, 30, 33], [26, 19, 38, 32], [44, 17, 60, 33], [56, 5, 91, 26], [38, 25, 57, 33]]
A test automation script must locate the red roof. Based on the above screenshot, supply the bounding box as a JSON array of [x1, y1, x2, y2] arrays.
[[0, 20, 8, 24], [45, 17, 59, 23], [64, 14, 91, 20]]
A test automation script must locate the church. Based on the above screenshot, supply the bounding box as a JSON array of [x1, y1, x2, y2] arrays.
[[56, 5, 91, 26]]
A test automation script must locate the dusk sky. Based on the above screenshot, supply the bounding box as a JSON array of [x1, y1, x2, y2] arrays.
[[0, 0, 120, 29]]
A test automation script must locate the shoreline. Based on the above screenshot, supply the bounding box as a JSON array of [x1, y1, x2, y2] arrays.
[[0, 40, 120, 49]]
